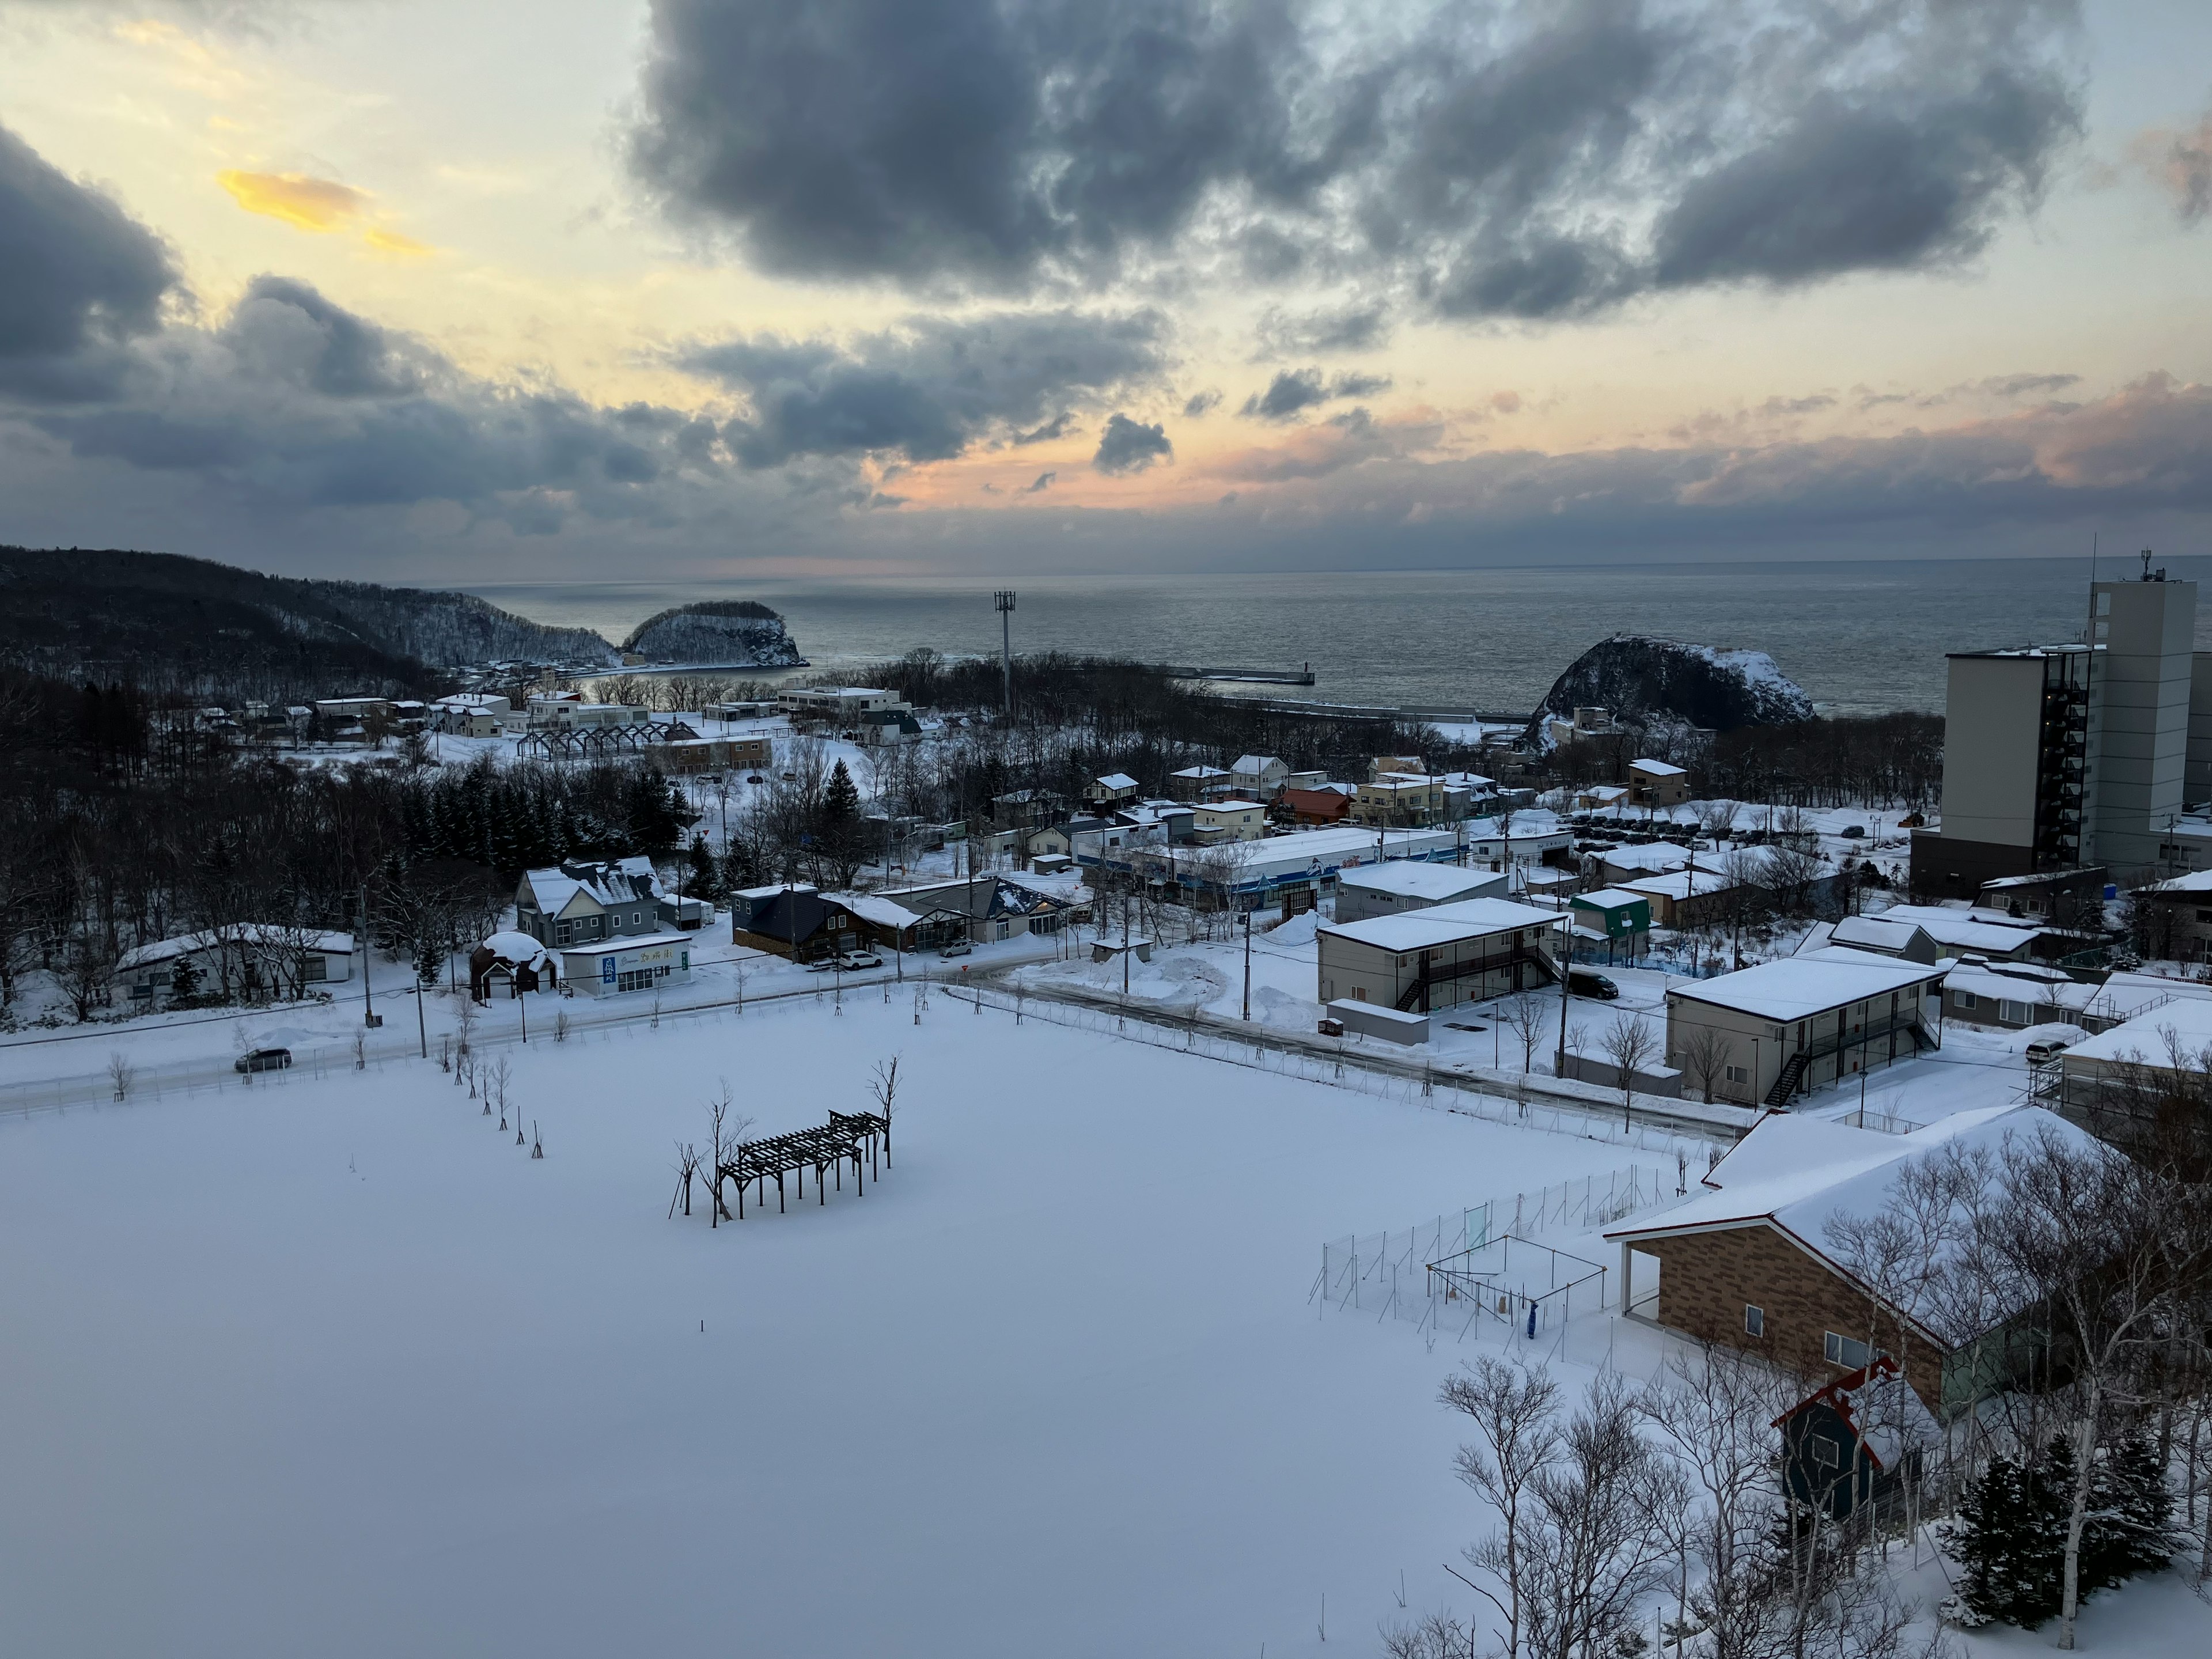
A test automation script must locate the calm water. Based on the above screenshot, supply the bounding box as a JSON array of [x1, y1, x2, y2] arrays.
[[463, 556, 2212, 719]]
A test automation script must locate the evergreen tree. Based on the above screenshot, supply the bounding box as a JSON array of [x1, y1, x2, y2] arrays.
[[1949, 1453, 2067, 1627], [167, 953, 202, 1003], [1948, 1433, 2176, 1630], [685, 834, 718, 902]]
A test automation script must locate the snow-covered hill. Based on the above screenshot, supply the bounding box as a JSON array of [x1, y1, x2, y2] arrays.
[[1527, 634, 1814, 747], [620, 601, 805, 666]]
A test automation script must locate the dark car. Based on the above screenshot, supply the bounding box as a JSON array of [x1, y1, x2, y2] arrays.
[[234, 1047, 293, 1073], [1567, 970, 1620, 1001]]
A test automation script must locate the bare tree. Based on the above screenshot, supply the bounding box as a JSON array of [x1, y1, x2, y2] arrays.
[[703, 1081, 757, 1228], [1501, 994, 1547, 1074], [670, 1142, 701, 1217], [1440, 1356, 1559, 1659], [1681, 1024, 1734, 1104], [108, 1051, 134, 1101], [1599, 1012, 1658, 1126], [490, 1055, 513, 1128]]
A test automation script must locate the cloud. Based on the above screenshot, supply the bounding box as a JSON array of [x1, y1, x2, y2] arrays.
[[216, 169, 367, 232], [1010, 411, 1075, 445], [2129, 108, 2212, 222], [1240, 367, 1392, 422], [14, 273, 707, 535], [681, 308, 1168, 467], [1182, 388, 1221, 418], [362, 227, 435, 259], [1022, 470, 1054, 493], [1092, 412, 1171, 475], [1490, 389, 1522, 414], [1253, 300, 1391, 357], [215, 169, 435, 256], [0, 119, 179, 401], [1206, 406, 1441, 483], [626, 0, 2082, 319]]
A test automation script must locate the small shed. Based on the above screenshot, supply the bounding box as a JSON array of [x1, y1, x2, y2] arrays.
[[1569, 887, 1652, 964], [1327, 998, 1430, 1046], [469, 931, 560, 1001]]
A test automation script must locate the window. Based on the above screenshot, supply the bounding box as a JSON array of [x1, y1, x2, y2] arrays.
[[555, 920, 573, 945], [616, 967, 654, 993], [1744, 1305, 1764, 1338], [1824, 1331, 1872, 1369], [1811, 1435, 1840, 1470], [1999, 999, 2032, 1024], [1725, 1064, 1750, 1085], [1956, 990, 1977, 1009]]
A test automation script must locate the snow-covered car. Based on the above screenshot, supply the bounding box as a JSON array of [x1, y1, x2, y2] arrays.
[[233, 1047, 293, 1073], [805, 957, 839, 972]]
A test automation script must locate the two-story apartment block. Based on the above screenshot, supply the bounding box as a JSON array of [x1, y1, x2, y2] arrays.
[[1629, 758, 1691, 808], [1192, 800, 1269, 842], [1351, 773, 1446, 826]]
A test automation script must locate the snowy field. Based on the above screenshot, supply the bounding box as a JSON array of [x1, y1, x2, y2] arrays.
[[1, 990, 1662, 1658]]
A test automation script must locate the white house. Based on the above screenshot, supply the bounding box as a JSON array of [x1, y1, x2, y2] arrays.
[[1334, 862, 1506, 923], [113, 925, 354, 1007], [516, 857, 708, 948], [560, 933, 694, 997], [1191, 800, 1269, 843], [1230, 755, 1290, 798]]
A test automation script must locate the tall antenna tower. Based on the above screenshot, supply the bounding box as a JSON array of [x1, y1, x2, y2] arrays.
[[994, 590, 1016, 719]]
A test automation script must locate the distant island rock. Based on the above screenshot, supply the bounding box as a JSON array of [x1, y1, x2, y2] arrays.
[[1527, 634, 1813, 747], [620, 600, 805, 667]]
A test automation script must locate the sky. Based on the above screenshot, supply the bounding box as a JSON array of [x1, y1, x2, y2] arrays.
[[1, 0, 2209, 584]]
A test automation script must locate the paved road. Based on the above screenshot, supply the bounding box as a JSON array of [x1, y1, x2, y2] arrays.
[[0, 942, 1072, 1116]]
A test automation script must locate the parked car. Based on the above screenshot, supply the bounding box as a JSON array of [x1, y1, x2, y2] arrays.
[[836, 952, 883, 971], [1840, 824, 1866, 839], [234, 1047, 293, 1073], [1567, 970, 1620, 1001], [805, 956, 839, 972], [938, 941, 973, 959], [2024, 1027, 2082, 1067]]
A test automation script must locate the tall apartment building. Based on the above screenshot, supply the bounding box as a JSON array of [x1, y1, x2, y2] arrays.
[[1911, 567, 2208, 897]]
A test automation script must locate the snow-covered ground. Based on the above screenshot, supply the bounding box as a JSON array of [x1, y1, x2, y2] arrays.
[[0, 990, 1662, 1658]]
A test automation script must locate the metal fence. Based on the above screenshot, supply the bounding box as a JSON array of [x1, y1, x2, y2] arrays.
[[1315, 1164, 1679, 1340]]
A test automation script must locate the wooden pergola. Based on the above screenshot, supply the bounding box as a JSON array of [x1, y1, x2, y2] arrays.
[[717, 1109, 891, 1218]]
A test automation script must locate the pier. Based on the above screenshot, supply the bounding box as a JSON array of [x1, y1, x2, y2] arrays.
[[1160, 663, 1317, 686]]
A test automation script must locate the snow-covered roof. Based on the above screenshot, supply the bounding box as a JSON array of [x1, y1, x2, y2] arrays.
[[1668, 946, 1944, 1022], [524, 857, 663, 915], [1871, 904, 2041, 955], [736, 881, 816, 900], [1600, 842, 1696, 875], [478, 931, 556, 972], [1608, 1104, 2100, 1343], [1320, 897, 1566, 952], [1169, 765, 1230, 779], [1093, 772, 1139, 791], [1572, 887, 1651, 911], [1630, 758, 1687, 777], [2144, 869, 2212, 895], [2089, 970, 2212, 1024], [1781, 1357, 1940, 1473], [1581, 785, 1629, 802], [116, 926, 353, 972], [1830, 915, 1934, 956], [1232, 755, 1283, 772], [1337, 863, 1504, 901], [1196, 799, 1267, 813], [2062, 994, 2212, 1066], [1946, 964, 2093, 1012], [823, 892, 929, 931], [1618, 868, 1740, 903]]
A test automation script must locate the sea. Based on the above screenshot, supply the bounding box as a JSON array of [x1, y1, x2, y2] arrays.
[[461, 555, 2212, 720]]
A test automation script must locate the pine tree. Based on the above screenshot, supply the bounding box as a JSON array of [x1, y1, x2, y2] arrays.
[[2084, 1429, 2176, 1589], [167, 952, 202, 1004], [685, 834, 718, 902], [1948, 1452, 2067, 1627]]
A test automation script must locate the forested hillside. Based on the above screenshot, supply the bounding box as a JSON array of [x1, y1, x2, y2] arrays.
[[0, 547, 617, 699]]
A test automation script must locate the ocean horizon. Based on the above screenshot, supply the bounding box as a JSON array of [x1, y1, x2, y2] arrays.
[[462, 554, 2212, 719]]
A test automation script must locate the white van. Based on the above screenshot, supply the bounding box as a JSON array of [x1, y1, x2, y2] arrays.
[[2022, 1027, 2081, 1067]]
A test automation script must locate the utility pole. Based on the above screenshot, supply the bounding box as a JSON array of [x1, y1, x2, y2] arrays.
[[414, 979, 427, 1058], [1242, 906, 1252, 1020], [994, 590, 1016, 721], [358, 885, 379, 1029]]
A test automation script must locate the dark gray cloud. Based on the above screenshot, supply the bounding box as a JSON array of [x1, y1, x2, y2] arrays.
[[1010, 411, 1076, 445], [2131, 108, 2212, 221], [1253, 300, 1391, 357], [681, 308, 1168, 467], [1240, 367, 1392, 421], [1182, 388, 1221, 418], [1093, 412, 1171, 475], [1023, 470, 1055, 493], [627, 0, 2081, 319], [0, 118, 179, 400], [16, 275, 706, 535]]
